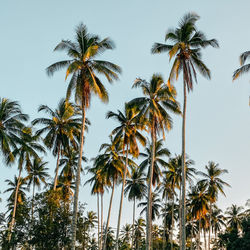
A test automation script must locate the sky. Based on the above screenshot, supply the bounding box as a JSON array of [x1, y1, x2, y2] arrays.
[[1, 0, 250, 231]]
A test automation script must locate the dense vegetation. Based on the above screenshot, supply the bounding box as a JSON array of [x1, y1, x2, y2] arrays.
[[0, 12, 249, 250]]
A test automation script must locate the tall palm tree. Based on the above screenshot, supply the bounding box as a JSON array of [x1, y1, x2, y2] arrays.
[[226, 204, 244, 231], [46, 23, 121, 248], [7, 127, 45, 240], [138, 192, 162, 222], [199, 162, 230, 250], [188, 182, 210, 250], [0, 98, 28, 162], [26, 157, 49, 219], [233, 51, 250, 80], [32, 99, 82, 190], [107, 103, 146, 249], [152, 13, 219, 249], [140, 139, 170, 187], [124, 167, 147, 248], [129, 73, 180, 249]]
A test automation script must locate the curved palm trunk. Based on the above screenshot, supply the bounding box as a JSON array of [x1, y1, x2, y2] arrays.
[[101, 193, 104, 249], [181, 81, 187, 250], [53, 144, 61, 190], [71, 104, 86, 250], [103, 180, 115, 250], [146, 120, 155, 250], [132, 197, 136, 249], [97, 194, 100, 250], [115, 145, 129, 250], [8, 168, 22, 242]]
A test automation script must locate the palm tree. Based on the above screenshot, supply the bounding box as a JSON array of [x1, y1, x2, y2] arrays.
[[138, 192, 162, 222], [46, 23, 121, 248], [188, 182, 210, 250], [199, 161, 230, 250], [134, 218, 146, 249], [107, 103, 146, 249], [152, 13, 219, 249], [226, 204, 244, 231], [140, 139, 170, 187], [233, 51, 250, 80], [26, 157, 49, 219], [0, 98, 28, 162], [7, 127, 45, 240], [32, 99, 82, 190], [129, 73, 180, 249], [120, 224, 132, 248], [124, 167, 147, 248]]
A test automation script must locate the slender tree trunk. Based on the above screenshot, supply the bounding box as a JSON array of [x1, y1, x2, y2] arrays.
[[132, 197, 136, 249], [8, 168, 22, 242], [208, 202, 212, 250], [71, 104, 86, 250], [103, 180, 115, 250], [146, 120, 155, 250], [198, 217, 201, 250], [115, 145, 129, 250], [181, 81, 187, 250], [171, 199, 174, 250], [53, 144, 61, 190], [97, 194, 100, 250], [31, 181, 35, 221], [101, 193, 104, 249], [179, 187, 182, 249], [163, 203, 166, 250], [204, 228, 207, 250], [191, 220, 194, 250]]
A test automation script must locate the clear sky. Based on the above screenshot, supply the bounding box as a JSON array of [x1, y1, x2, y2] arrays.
[[1, 0, 249, 230]]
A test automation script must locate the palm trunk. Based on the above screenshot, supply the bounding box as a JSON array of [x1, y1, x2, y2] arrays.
[[101, 193, 104, 249], [198, 217, 201, 250], [163, 204, 166, 250], [171, 199, 174, 250], [181, 80, 187, 250], [103, 180, 115, 250], [97, 194, 100, 250], [146, 119, 155, 250], [191, 220, 194, 250], [115, 145, 129, 250], [179, 187, 182, 249], [208, 202, 211, 250], [53, 144, 61, 190], [204, 228, 207, 250], [132, 197, 136, 249], [71, 104, 86, 250], [8, 168, 22, 242], [31, 181, 35, 221]]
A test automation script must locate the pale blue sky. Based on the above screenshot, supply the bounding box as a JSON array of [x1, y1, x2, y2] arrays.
[[1, 0, 249, 230]]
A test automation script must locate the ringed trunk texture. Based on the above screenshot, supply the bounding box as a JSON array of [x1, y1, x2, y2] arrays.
[[8, 168, 22, 242], [97, 194, 100, 250], [53, 144, 61, 190], [146, 120, 155, 250], [103, 180, 115, 250], [115, 145, 129, 250], [181, 81, 187, 250], [71, 105, 86, 250], [101, 193, 104, 249]]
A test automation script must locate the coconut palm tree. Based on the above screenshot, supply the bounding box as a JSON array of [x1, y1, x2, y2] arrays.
[[199, 162, 230, 249], [6, 127, 45, 240], [233, 51, 250, 80], [134, 218, 146, 249], [152, 13, 219, 249], [32, 99, 82, 190], [46, 23, 121, 248], [106, 103, 146, 249], [226, 204, 244, 231], [120, 224, 132, 248], [26, 157, 49, 219], [188, 182, 210, 250], [129, 73, 180, 249], [0, 98, 28, 162], [124, 167, 147, 248], [139, 139, 170, 187]]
